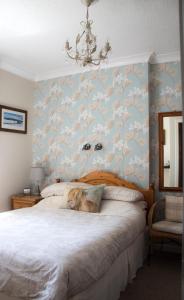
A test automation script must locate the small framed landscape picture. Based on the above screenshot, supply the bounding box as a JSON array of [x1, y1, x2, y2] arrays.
[[0, 105, 27, 134]]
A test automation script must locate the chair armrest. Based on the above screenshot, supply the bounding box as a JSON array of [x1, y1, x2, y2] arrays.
[[148, 199, 164, 230]]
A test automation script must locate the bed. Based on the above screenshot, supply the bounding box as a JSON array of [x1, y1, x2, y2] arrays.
[[0, 171, 154, 300]]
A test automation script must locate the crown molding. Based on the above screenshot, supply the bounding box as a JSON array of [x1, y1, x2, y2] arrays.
[[35, 51, 181, 81], [35, 52, 153, 81], [0, 59, 35, 81], [149, 51, 180, 64], [0, 51, 180, 82]]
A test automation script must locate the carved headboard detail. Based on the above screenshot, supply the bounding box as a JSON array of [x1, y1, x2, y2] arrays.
[[73, 171, 154, 211]]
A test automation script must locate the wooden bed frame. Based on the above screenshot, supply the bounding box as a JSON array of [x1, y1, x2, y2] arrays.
[[73, 171, 154, 211]]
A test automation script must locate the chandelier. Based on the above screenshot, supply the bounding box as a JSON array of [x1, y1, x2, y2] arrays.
[[65, 0, 111, 67]]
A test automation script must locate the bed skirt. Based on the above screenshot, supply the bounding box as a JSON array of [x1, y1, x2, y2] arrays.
[[0, 231, 145, 300]]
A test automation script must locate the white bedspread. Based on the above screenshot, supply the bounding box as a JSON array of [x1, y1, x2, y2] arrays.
[[0, 203, 145, 300]]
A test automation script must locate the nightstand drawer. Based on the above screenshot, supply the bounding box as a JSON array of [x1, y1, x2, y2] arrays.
[[11, 195, 42, 210], [13, 200, 35, 209]]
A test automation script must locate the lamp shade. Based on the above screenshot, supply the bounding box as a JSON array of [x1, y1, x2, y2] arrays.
[[30, 167, 44, 182]]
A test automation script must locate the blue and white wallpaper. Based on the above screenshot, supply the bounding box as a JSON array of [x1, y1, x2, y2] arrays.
[[33, 63, 149, 188], [32, 61, 182, 193], [150, 62, 182, 198]]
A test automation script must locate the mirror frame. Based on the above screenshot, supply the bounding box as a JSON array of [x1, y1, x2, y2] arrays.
[[159, 111, 183, 192]]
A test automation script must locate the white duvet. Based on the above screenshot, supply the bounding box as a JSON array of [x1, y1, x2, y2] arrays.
[[0, 201, 146, 300]]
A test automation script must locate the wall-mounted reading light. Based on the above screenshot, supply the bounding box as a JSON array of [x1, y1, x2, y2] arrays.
[[94, 143, 103, 151], [82, 143, 103, 151], [82, 143, 91, 150]]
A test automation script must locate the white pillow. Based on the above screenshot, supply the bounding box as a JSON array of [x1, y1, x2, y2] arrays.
[[36, 196, 68, 209], [102, 186, 144, 202], [41, 182, 92, 198], [99, 200, 146, 217]]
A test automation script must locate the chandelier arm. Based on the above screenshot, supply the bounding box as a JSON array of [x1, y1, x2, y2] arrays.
[[91, 61, 100, 66], [91, 57, 106, 62], [76, 32, 84, 55], [77, 30, 86, 44], [66, 52, 76, 60], [81, 30, 86, 40], [66, 51, 82, 61]]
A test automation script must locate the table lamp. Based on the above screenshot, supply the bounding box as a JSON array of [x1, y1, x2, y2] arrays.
[[30, 167, 44, 195]]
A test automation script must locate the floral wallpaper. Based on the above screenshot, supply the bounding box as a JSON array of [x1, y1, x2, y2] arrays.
[[150, 62, 182, 199], [33, 63, 150, 188], [33, 61, 182, 193]]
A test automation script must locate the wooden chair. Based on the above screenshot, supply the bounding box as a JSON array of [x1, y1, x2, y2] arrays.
[[148, 197, 183, 258]]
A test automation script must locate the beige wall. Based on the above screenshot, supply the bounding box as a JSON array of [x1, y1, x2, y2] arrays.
[[0, 70, 34, 211]]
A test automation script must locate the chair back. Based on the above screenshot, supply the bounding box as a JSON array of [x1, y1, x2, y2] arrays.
[[165, 196, 183, 223]]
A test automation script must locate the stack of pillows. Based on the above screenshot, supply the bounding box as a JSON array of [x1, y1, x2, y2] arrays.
[[37, 182, 144, 213]]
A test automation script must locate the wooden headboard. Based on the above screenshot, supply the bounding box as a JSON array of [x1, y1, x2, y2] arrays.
[[73, 171, 154, 211]]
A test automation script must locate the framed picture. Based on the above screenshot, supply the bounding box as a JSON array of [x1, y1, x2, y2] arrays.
[[0, 105, 27, 134]]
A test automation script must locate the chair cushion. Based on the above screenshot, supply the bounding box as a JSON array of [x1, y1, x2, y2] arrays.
[[152, 220, 183, 235], [165, 196, 183, 222]]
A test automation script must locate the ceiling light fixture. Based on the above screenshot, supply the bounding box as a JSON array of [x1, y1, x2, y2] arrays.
[[65, 0, 111, 67]]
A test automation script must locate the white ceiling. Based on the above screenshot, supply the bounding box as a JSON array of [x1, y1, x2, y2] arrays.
[[0, 0, 180, 81]]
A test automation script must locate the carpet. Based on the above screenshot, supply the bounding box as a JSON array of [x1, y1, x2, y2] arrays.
[[120, 252, 181, 300]]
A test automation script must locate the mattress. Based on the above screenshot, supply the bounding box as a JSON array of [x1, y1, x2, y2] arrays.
[[0, 201, 146, 300]]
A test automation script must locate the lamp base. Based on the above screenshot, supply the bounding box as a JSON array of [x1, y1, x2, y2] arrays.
[[31, 184, 41, 196]]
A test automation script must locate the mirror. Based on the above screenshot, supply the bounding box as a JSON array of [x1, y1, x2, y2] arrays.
[[159, 112, 183, 191]]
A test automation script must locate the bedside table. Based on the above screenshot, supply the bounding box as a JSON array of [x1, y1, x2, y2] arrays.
[[11, 195, 42, 210]]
